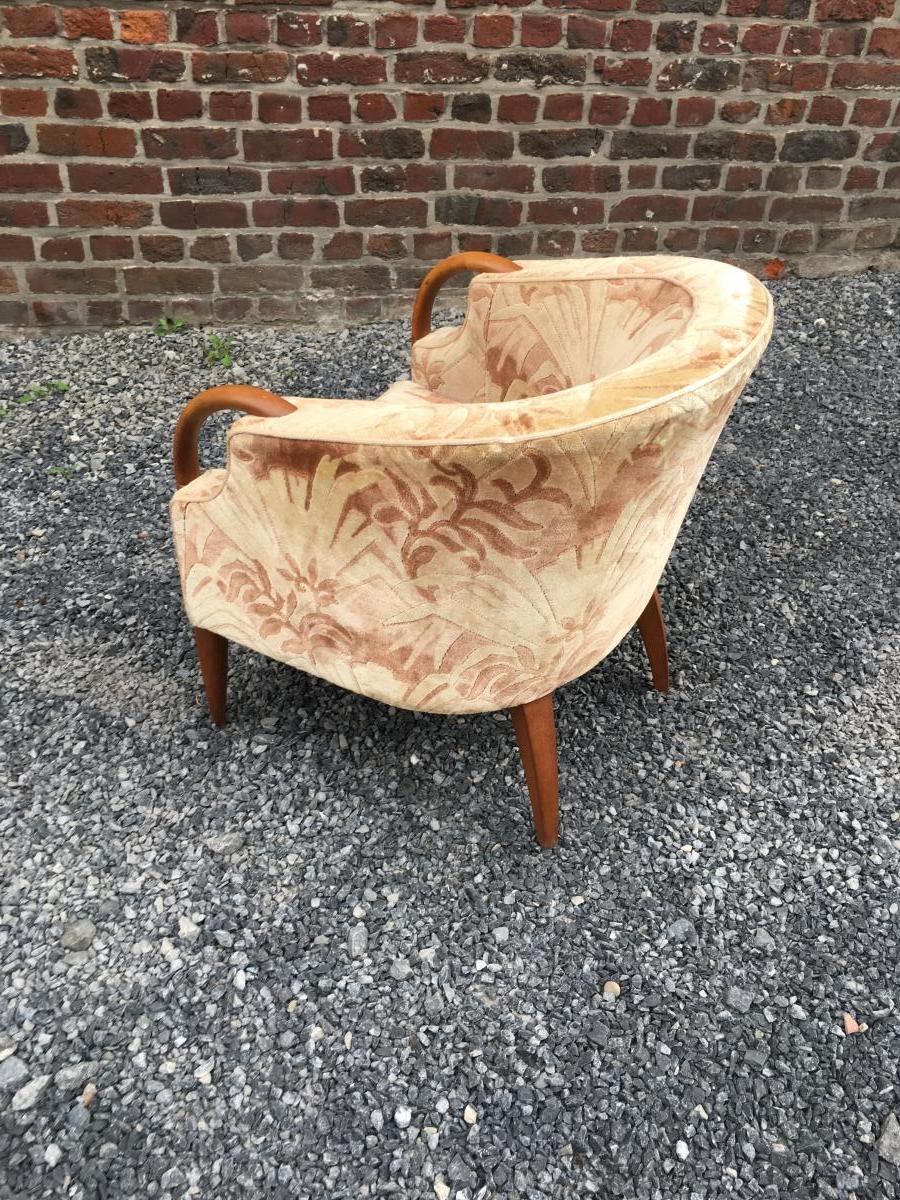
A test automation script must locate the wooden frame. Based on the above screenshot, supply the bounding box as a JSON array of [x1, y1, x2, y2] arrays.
[[175, 261, 672, 850]]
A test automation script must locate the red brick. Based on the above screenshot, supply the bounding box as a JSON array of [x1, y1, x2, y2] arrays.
[[275, 14, 320, 47], [68, 163, 164, 194], [87, 47, 185, 83], [139, 234, 183, 262], [0, 47, 77, 79], [566, 16, 606, 48], [0, 126, 27, 157], [627, 164, 656, 189], [225, 12, 269, 43], [808, 96, 846, 125], [0, 233, 34, 259], [308, 94, 352, 122], [610, 195, 687, 222], [726, 166, 763, 190], [863, 133, 900, 161], [143, 127, 236, 159], [123, 267, 213, 295], [296, 53, 386, 86], [597, 58, 652, 87], [344, 198, 428, 227], [193, 51, 288, 84], [0, 162, 60, 190], [832, 62, 900, 89], [521, 15, 563, 46], [3, 5, 57, 37], [120, 10, 169, 44], [258, 93, 302, 123], [210, 91, 252, 121], [769, 195, 843, 222], [589, 94, 629, 125], [359, 163, 445, 192], [252, 198, 339, 227], [161, 199, 248, 228], [657, 21, 696, 53], [622, 227, 657, 252], [742, 59, 828, 91], [323, 231, 363, 260], [243, 129, 332, 162], [431, 129, 513, 159], [175, 9, 218, 47], [632, 98, 671, 127], [455, 164, 535, 191], [783, 25, 821, 56], [610, 19, 652, 51], [396, 52, 489, 84], [740, 24, 781, 53], [0, 200, 47, 226], [766, 99, 807, 126], [376, 13, 418, 48], [57, 199, 152, 227], [267, 166, 355, 194], [413, 231, 452, 260], [277, 232, 315, 260], [845, 165, 878, 187], [543, 164, 620, 192], [54, 88, 103, 119], [852, 99, 891, 127], [825, 27, 864, 57], [473, 15, 514, 47], [676, 97, 715, 126], [157, 89, 203, 120], [168, 166, 260, 195], [62, 8, 113, 39], [539, 230, 577, 255], [27, 266, 116, 294], [38, 124, 136, 157], [108, 91, 153, 120], [815, 0, 892, 16], [699, 24, 737, 54], [531, 197, 606, 224], [544, 93, 583, 122], [869, 28, 900, 59], [663, 227, 701, 252], [721, 100, 760, 124], [90, 234, 133, 259], [423, 16, 465, 43], [325, 15, 370, 48], [367, 233, 407, 259], [356, 93, 396, 123], [498, 94, 540, 123], [1, 88, 47, 116], [194, 235, 233, 262]]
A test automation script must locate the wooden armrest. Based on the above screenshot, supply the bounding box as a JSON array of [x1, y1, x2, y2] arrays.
[[172, 385, 294, 487], [411, 252, 522, 346]]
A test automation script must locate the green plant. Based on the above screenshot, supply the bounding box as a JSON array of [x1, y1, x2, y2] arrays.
[[204, 332, 234, 369], [47, 463, 82, 479], [15, 379, 68, 406], [154, 315, 186, 337]]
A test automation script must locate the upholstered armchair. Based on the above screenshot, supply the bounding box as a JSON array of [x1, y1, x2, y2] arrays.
[[171, 254, 773, 848]]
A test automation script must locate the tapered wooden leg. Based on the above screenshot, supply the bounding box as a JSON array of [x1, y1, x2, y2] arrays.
[[637, 588, 669, 694], [509, 692, 559, 849], [193, 626, 228, 727]]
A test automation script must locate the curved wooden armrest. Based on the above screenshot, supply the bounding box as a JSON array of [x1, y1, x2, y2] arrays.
[[173, 384, 295, 487], [411, 251, 522, 346]]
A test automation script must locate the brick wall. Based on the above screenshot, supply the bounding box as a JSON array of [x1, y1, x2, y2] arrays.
[[1, 1, 899, 331]]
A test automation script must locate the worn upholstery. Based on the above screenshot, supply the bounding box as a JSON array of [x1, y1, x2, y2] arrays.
[[171, 256, 773, 714]]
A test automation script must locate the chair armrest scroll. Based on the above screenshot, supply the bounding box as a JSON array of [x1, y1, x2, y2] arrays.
[[172, 385, 295, 487], [411, 252, 521, 347]]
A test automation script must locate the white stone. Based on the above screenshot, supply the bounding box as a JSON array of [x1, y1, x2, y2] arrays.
[[675, 1140, 689, 1161], [11, 1075, 50, 1112], [463, 1104, 477, 1125], [394, 1105, 412, 1129]]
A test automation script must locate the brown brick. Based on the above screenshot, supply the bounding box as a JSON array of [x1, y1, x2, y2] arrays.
[[808, 96, 846, 126], [567, 16, 606, 48], [0, 233, 34, 260], [309, 94, 352, 122], [57, 199, 152, 227], [0, 47, 77, 79], [357, 93, 397, 123], [699, 24, 737, 54], [521, 129, 605, 158], [225, 12, 269, 44], [815, 0, 892, 16], [168, 166, 260, 195], [740, 24, 781, 53], [0, 122, 28, 154], [258, 93, 302, 124], [869, 28, 900, 59], [851, 99, 891, 128], [543, 164, 621, 192], [3, 5, 58, 37], [38, 124, 136, 157], [766, 99, 807, 126], [210, 91, 252, 121], [244, 129, 333, 162], [268, 166, 354, 195], [657, 22, 696, 53], [431, 129, 513, 160], [234, 234, 270, 261], [157, 89, 203, 120], [297, 53, 386, 86], [610, 131, 689, 159], [90, 234, 133, 259], [193, 51, 288, 84], [323, 231, 363, 260], [108, 91, 153, 121], [55, 88, 103, 119], [423, 16, 465, 43], [455, 164, 535, 191], [27, 266, 116, 294], [344, 198, 428, 227], [68, 163, 164, 194], [376, 14, 418, 48], [610, 19, 652, 51], [397, 52, 489, 84], [0, 200, 47, 226], [123, 266, 213, 294], [275, 14, 320, 47], [473, 15, 514, 48], [161, 199, 248, 228], [610, 195, 688, 222], [252, 197, 339, 227], [544, 93, 583, 122], [531, 197, 606, 224], [675, 97, 715, 126], [632, 98, 671, 127], [1, 87, 47, 116], [277, 232, 315, 260], [62, 8, 113, 39], [175, 9, 218, 47], [139, 234, 183, 262], [0, 162, 60, 191], [143, 127, 237, 159], [521, 15, 563, 47], [499, 94, 540, 123], [360, 163, 445, 192], [87, 47, 185, 83]]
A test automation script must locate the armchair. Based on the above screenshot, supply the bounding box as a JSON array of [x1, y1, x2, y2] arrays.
[[171, 254, 773, 848]]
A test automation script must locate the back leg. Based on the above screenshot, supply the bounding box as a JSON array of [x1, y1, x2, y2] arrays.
[[637, 589, 669, 694], [193, 627, 228, 726]]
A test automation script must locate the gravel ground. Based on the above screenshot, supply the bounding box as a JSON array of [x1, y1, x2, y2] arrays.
[[1, 273, 899, 1200]]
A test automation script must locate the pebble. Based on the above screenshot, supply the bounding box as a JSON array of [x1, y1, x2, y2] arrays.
[[205, 832, 245, 855], [0, 1056, 28, 1091], [464, 1104, 477, 1125], [44, 1144, 62, 1168], [178, 915, 200, 942], [54, 1062, 99, 1091], [726, 985, 754, 1014], [394, 1105, 412, 1130], [492, 926, 509, 944], [11, 1075, 50, 1112], [666, 917, 697, 945], [876, 1112, 900, 1166], [348, 923, 368, 958], [434, 1181, 451, 1200], [60, 918, 96, 952], [675, 1140, 690, 1161], [602, 980, 621, 1000], [390, 956, 411, 981]]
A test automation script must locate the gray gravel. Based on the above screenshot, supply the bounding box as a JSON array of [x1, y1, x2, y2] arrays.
[[1, 273, 899, 1200]]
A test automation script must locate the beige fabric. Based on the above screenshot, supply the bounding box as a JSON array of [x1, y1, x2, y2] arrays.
[[171, 255, 773, 714]]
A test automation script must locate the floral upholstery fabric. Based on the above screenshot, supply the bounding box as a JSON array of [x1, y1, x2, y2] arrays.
[[171, 256, 773, 714]]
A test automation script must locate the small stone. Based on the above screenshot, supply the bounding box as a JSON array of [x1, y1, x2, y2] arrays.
[[843, 1012, 860, 1035], [161, 1165, 186, 1192], [0, 1055, 28, 1091], [876, 1113, 900, 1166], [60, 919, 96, 952], [54, 1062, 99, 1091], [753, 928, 776, 950], [602, 980, 621, 1000], [68, 1102, 90, 1133], [11, 1074, 50, 1111], [434, 1181, 450, 1200], [206, 833, 245, 855], [464, 1104, 477, 1125], [371, 1109, 384, 1132], [675, 1140, 689, 1161], [178, 915, 200, 942], [492, 926, 509, 945], [435, 1096, 449, 1114], [348, 923, 368, 958], [726, 985, 754, 1014], [666, 917, 697, 945], [81, 1082, 97, 1107], [44, 1144, 62, 1168], [233, 969, 246, 992], [394, 1104, 412, 1129], [390, 957, 411, 981]]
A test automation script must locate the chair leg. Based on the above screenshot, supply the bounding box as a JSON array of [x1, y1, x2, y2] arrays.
[[637, 588, 669, 694], [509, 693, 560, 849], [193, 626, 228, 727]]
